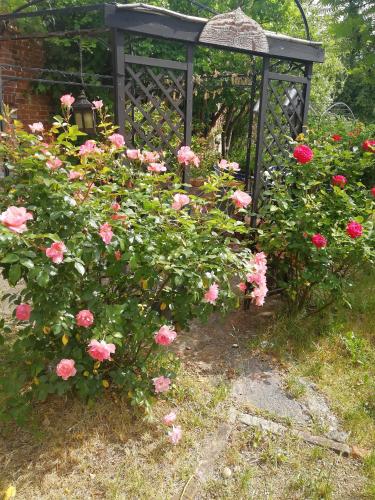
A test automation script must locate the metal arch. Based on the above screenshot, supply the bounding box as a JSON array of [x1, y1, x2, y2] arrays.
[[322, 102, 355, 119], [293, 0, 311, 41]]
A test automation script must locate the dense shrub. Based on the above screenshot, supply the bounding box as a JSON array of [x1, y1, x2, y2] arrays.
[[256, 130, 374, 312], [0, 101, 264, 422]]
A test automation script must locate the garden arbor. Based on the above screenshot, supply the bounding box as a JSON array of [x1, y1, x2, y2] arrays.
[[0, 1, 324, 212]]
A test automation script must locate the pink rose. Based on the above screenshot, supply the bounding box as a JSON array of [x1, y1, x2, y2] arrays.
[[362, 140, 375, 153], [231, 190, 252, 209], [68, 170, 83, 181], [76, 309, 94, 328], [237, 282, 247, 293], [29, 122, 44, 133], [109, 133, 125, 149], [153, 375, 171, 393], [141, 151, 160, 163], [0, 206, 33, 233], [126, 149, 141, 160], [218, 159, 240, 172], [111, 202, 121, 212], [332, 134, 342, 142], [332, 175, 347, 188], [60, 94, 75, 108], [148, 162, 167, 173], [251, 284, 268, 307], [163, 411, 177, 426], [56, 359, 77, 380], [99, 223, 113, 245], [311, 233, 327, 248], [46, 157, 63, 171], [168, 426, 182, 445], [171, 193, 190, 210], [87, 339, 116, 362], [371, 187, 375, 197], [346, 221, 363, 239], [79, 140, 101, 156], [45, 241, 67, 264], [204, 283, 219, 305], [92, 100, 103, 110], [177, 146, 200, 167], [293, 144, 314, 164], [155, 325, 177, 346], [16, 303, 31, 321], [247, 272, 266, 286]]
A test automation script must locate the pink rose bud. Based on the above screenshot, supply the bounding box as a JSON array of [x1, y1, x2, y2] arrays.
[[99, 223, 113, 245], [46, 157, 63, 171], [171, 193, 190, 210], [293, 144, 314, 164], [332, 175, 347, 188], [204, 283, 219, 305], [237, 282, 247, 293], [0, 206, 33, 233], [78, 140, 102, 156], [168, 425, 182, 445], [60, 94, 75, 108], [68, 171, 83, 181], [45, 241, 67, 264], [92, 100, 103, 110], [15, 303, 32, 321], [56, 359, 77, 380], [311, 233, 327, 249], [76, 309, 94, 328], [152, 375, 171, 393], [362, 140, 375, 153], [109, 133, 125, 149], [87, 339, 116, 362], [154, 325, 177, 346], [29, 122, 44, 133], [126, 149, 141, 160], [231, 190, 252, 209], [163, 411, 177, 426], [346, 221, 363, 239], [148, 162, 167, 173], [111, 202, 121, 212]]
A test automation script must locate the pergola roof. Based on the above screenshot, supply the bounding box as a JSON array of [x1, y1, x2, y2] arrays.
[[105, 3, 324, 63]]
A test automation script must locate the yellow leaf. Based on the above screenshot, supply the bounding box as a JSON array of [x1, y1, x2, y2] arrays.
[[33, 377, 39, 386], [296, 133, 305, 142], [83, 371, 89, 377], [43, 326, 51, 334], [127, 390, 133, 398], [102, 380, 110, 388], [94, 361, 101, 369], [62, 334, 69, 346], [75, 333, 81, 341], [3, 485, 16, 500], [93, 369, 98, 375], [160, 302, 167, 311], [140, 279, 148, 290]]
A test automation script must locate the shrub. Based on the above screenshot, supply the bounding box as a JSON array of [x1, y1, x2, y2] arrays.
[[0, 103, 264, 423], [256, 131, 374, 312]]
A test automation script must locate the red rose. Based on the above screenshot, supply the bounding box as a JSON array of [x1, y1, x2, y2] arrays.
[[332, 175, 347, 188], [311, 233, 327, 248], [362, 140, 375, 153], [293, 145, 314, 164], [371, 187, 375, 197], [332, 134, 342, 142], [346, 221, 363, 239]]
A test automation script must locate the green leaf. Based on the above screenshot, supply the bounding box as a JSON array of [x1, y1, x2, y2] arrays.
[[74, 262, 85, 276], [37, 270, 50, 288], [1, 254, 19, 264], [20, 259, 34, 269], [9, 264, 21, 285]]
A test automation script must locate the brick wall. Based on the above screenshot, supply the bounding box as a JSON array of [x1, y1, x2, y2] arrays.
[[0, 33, 55, 127]]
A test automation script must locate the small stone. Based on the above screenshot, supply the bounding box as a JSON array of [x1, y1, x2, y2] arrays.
[[222, 467, 232, 478], [89, 473, 96, 479], [232, 343, 239, 348], [186, 346, 191, 350]]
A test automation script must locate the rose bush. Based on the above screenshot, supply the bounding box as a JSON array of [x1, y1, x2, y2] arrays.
[[256, 131, 374, 312], [0, 103, 264, 422]]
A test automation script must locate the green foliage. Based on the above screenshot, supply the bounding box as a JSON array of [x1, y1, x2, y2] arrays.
[[255, 131, 375, 312], [0, 104, 254, 423]]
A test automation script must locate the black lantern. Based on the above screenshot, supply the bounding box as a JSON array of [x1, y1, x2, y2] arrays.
[[73, 89, 96, 135]]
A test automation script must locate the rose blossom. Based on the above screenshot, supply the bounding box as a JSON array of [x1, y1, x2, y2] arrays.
[[45, 241, 67, 264], [168, 426, 182, 445], [311, 233, 327, 248], [99, 223, 113, 245], [60, 94, 75, 108], [237, 282, 247, 293], [78, 140, 101, 156], [231, 190, 252, 209], [141, 151, 160, 163], [46, 156, 63, 171], [15, 303, 31, 321], [148, 162, 167, 173], [252, 284, 268, 307], [204, 283, 219, 305], [153, 375, 171, 393], [87, 339, 116, 362], [218, 159, 240, 172], [0, 206, 33, 233], [108, 133, 125, 149], [371, 187, 375, 197], [111, 202, 121, 212], [155, 325, 177, 346], [346, 221, 363, 239], [332, 175, 347, 188], [114, 250, 122, 261], [29, 122, 44, 133], [362, 140, 375, 153], [247, 272, 266, 286], [177, 146, 200, 167], [68, 170, 83, 181], [126, 149, 141, 160], [56, 359, 77, 380], [163, 411, 177, 426], [293, 144, 314, 164], [76, 309, 94, 328], [171, 193, 190, 210], [332, 134, 342, 142], [92, 100, 103, 110]]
